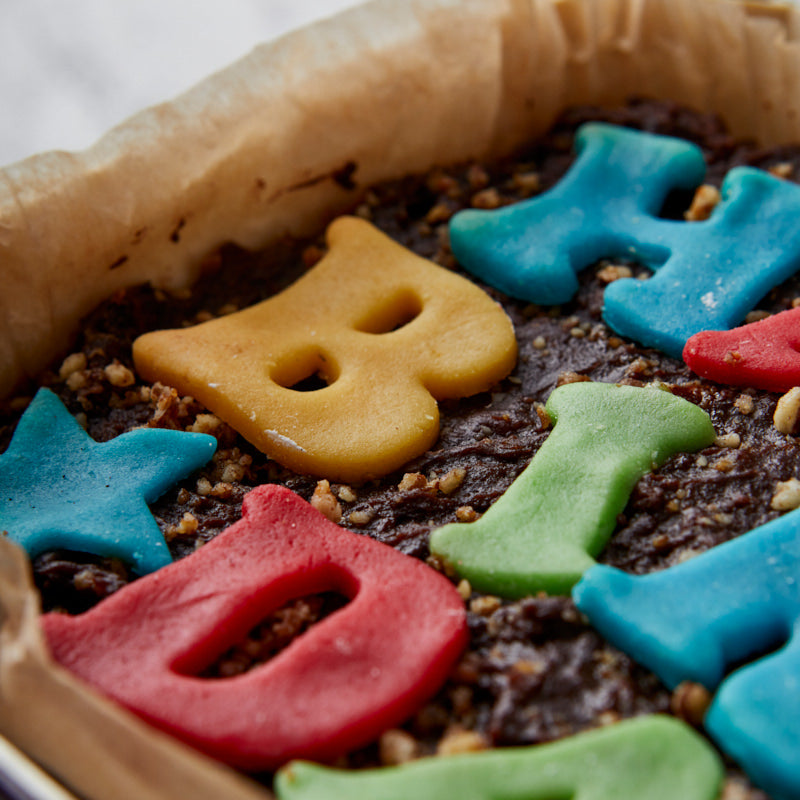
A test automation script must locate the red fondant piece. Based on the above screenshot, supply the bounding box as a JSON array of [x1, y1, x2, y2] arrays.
[[42, 484, 467, 770], [683, 306, 800, 392]]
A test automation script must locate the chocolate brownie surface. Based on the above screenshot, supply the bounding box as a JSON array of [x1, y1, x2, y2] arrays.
[[4, 98, 798, 797]]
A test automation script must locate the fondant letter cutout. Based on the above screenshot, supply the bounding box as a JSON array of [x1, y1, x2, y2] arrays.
[[684, 306, 800, 392], [42, 484, 468, 771], [430, 382, 715, 596], [133, 217, 517, 482], [449, 123, 800, 358], [0, 388, 216, 574], [274, 716, 723, 800], [574, 507, 800, 800]]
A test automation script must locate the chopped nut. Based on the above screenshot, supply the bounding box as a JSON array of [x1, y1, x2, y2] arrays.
[[695, 455, 709, 468], [671, 681, 711, 726], [104, 360, 135, 388], [456, 505, 478, 522], [348, 509, 375, 526], [719, 779, 753, 800], [712, 457, 734, 472], [534, 403, 551, 429], [684, 184, 721, 221], [556, 371, 591, 387], [425, 202, 453, 225], [398, 472, 428, 491], [597, 264, 633, 283], [569, 327, 585, 339], [744, 309, 770, 325], [469, 595, 502, 616], [66, 371, 87, 391], [59, 352, 87, 380], [196, 477, 213, 496], [511, 170, 541, 194], [437, 728, 489, 756], [714, 432, 741, 449], [438, 467, 466, 495], [470, 188, 501, 209], [723, 350, 742, 365], [607, 336, 623, 348], [188, 413, 225, 436], [466, 164, 490, 190], [165, 512, 199, 542], [336, 485, 357, 503], [456, 579, 472, 600], [768, 162, 794, 179], [310, 479, 342, 524], [379, 729, 418, 766], [771, 478, 800, 511], [774, 386, 800, 434], [734, 394, 754, 415], [532, 335, 547, 350]]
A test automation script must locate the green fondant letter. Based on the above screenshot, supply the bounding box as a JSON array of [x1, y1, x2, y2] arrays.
[[430, 382, 715, 596], [275, 716, 723, 800]]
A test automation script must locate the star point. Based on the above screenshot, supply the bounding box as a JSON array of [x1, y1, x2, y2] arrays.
[[0, 388, 216, 574]]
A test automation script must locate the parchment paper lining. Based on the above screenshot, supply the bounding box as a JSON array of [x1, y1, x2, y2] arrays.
[[0, 0, 798, 797]]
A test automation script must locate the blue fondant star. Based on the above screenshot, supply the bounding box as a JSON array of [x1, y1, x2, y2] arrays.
[[0, 388, 216, 574]]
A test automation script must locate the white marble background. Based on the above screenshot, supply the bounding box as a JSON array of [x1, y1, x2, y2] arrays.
[[0, 0, 363, 165]]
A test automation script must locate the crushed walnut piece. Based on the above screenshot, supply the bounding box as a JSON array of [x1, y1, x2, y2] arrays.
[[771, 478, 800, 511], [774, 387, 800, 434], [310, 479, 343, 524], [670, 681, 711, 727], [684, 184, 721, 221], [379, 729, 419, 766]]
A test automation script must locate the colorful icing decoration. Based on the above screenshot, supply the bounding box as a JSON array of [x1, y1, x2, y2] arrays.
[[683, 306, 800, 392], [429, 382, 715, 597], [42, 484, 468, 771], [573, 507, 800, 800], [449, 122, 800, 358], [274, 715, 724, 800], [133, 216, 517, 482], [0, 387, 215, 575]]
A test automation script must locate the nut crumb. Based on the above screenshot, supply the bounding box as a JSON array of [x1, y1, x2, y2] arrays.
[[165, 512, 199, 542], [59, 352, 87, 380], [348, 509, 375, 527], [438, 467, 466, 495], [744, 309, 770, 324], [469, 595, 502, 616], [456, 579, 472, 600], [734, 394, 754, 415], [684, 184, 721, 221], [715, 432, 741, 449], [336, 485, 357, 503], [597, 264, 633, 283], [456, 505, 478, 522], [771, 478, 800, 511], [379, 729, 418, 766], [104, 360, 135, 388], [470, 188, 501, 209], [437, 728, 488, 756], [310, 480, 342, 524], [398, 472, 428, 491], [768, 162, 794, 179], [671, 681, 711, 726], [556, 371, 591, 387], [774, 387, 800, 434]]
